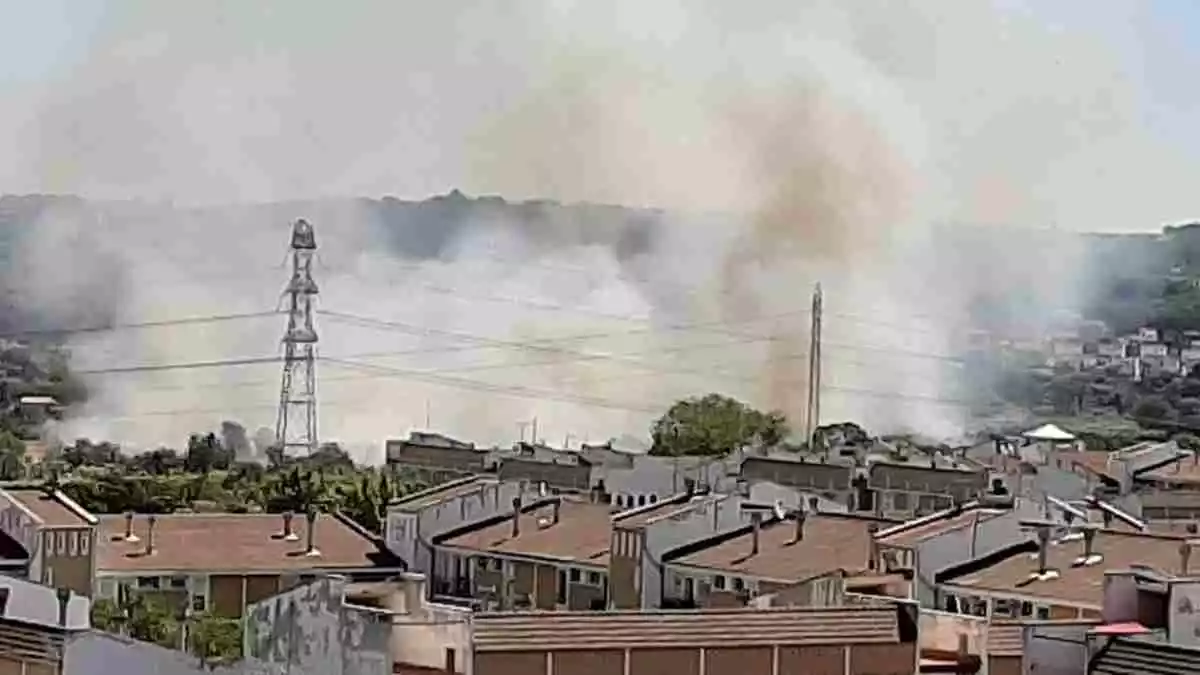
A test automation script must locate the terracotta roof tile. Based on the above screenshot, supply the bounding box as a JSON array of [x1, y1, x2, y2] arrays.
[[96, 513, 396, 574], [3, 489, 90, 527], [472, 606, 902, 651], [943, 529, 1188, 607], [670, 513, 897, 583]]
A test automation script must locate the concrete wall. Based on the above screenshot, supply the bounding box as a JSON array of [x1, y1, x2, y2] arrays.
[[385, 481, 540, 580], [917, 502, 1040, 608], [244, 577, 391, 675], [918, 610, 988, 656], [640, 495, 756, 608], [392, 601, 471, 674], [1023, 622, 1092, 675]]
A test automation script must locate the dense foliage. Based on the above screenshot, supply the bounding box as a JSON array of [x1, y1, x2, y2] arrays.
[[91, 595, 242, 666], [649, 393, 789, 456]]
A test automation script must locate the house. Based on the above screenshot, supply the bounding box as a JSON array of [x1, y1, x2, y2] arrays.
[[867, 460, 988, 518], [739, 455, 855, 506], [937, 521, 1194, 621], [92, 511, 406, 618], [16, 396, 59, 426], [432, 493, 695, 611], [385, 432, 488, 482], [660, 508, 901, 608], [0, 487, 98, 597]]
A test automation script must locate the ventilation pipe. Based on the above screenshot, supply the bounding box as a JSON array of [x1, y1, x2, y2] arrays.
[[304, 509, 320, 556], [123, 511, 139, 543], [511, 497, 522, 538], [282, 511, 299, 542], [794, 509, 807, 542], [144, 515, 157, 556], [552, 499, 561, 525], [1082, 527, 1098, 558], [750, 512, 762, 556], [1035, 526, 1051, 574]]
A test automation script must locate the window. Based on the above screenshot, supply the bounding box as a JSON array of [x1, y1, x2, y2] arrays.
[[649, 494, 658, 504], [192, 593, 207, 612], [892, 493, 909, 510], [637, 495, 646, 507], [169, 576, 187, 590], [569, 568, 581, 583], [55, 532, 66, 554], [1020, 601, 1033, 617], [732, 577, 745, 592], [136, 576, 160, 590], [67, 532, 78, 557], [556, 569, 567, 604], [1036, 606, 1050, 620], [79, 532, 90, 555], [714, 575, 727, 590], [587, 571, 601, 585]]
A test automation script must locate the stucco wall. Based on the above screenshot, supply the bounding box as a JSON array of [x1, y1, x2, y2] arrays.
[[244, 577, 391, 675], [64, 631, 285, 675]]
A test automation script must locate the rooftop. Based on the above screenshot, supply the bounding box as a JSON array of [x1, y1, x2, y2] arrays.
[[389, 476, 495, 511], [1137, 456, 1200, 486], [942, 529, 1189, 607], [471, 606, 902, 651], [668, 513, 897, 583], [436, 497, 688, 567], [2, 488, 94, 527], [95, 512, 400, 573], [876, 506, 1009, 548]]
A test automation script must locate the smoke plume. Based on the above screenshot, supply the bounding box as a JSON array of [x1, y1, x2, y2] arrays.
[[0, 1, 1193, 456]]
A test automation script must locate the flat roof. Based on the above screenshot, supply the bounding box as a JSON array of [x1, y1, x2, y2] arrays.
[[942, 529, 1187, 607], [669, 513, 896, 583], [96, 513, 398, 574]]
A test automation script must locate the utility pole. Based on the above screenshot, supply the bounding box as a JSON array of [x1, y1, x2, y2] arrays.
[[274, 219, 320, 458], [804, 283, 823, 445]]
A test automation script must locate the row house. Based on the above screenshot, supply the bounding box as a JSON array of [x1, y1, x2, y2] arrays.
[[0, 486, 406, 618]]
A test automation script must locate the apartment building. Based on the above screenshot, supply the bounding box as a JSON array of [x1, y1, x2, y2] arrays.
[[739, 455, 855, 506], [92, 510, 405, 618], [937, 521, 1194, 621], [385, 432, 489, 482], [867, 460, 988, 518]]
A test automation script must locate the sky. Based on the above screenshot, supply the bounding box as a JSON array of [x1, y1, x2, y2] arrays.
[[0, 0, 1198, 231]]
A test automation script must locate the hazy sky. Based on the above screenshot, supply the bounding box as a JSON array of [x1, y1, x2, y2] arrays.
[[0, 0, 1197, 231]]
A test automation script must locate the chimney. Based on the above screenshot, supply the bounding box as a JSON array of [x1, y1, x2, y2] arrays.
[[750, 511, 762, 556], [1183, 542, 1194, 576], [1082, 527, 1098, 558], [304, 509, 320, 556], [282, 511, 299, 541], [511, 497, 522, 538], [552, 499, 561, 525], [56, 588, 70, 627], [1035, 525, 1051, 574], [123, 511, 139, 543], [144, 515, 157, 556], [793, 509, 807, 542]]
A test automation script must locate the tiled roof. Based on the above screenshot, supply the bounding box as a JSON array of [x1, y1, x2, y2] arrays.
[[942, 529, 1188, 607], [1138, 458, 1200, 486], [96, 512, 398, 573], [3, 489, 92, 527], [669, 513, 896, 583], [472, 606, 901, 651], [438, 499, 612, 566], [877, 507, 1008, 548]]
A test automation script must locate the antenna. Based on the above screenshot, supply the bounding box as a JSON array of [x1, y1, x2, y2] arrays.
[[274, 219, 320, 458]]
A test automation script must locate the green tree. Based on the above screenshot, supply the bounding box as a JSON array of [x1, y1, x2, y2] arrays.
[[649, 393, 789, 457], [188, 613, 242, 666]]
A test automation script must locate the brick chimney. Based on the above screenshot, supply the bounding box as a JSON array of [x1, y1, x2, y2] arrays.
[[144, 515, 157, 556], [123, 511, 140, 543], [282, 511, 299, 542]]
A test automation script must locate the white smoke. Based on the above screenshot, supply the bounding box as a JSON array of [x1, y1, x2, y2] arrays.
[[0, 1, 1191, 456]]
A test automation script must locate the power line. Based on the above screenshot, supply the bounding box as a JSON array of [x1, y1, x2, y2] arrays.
[[0, 311, 280, 342]]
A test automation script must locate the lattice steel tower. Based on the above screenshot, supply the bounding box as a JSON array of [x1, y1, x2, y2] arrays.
[[275, 219, 320, 457]]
